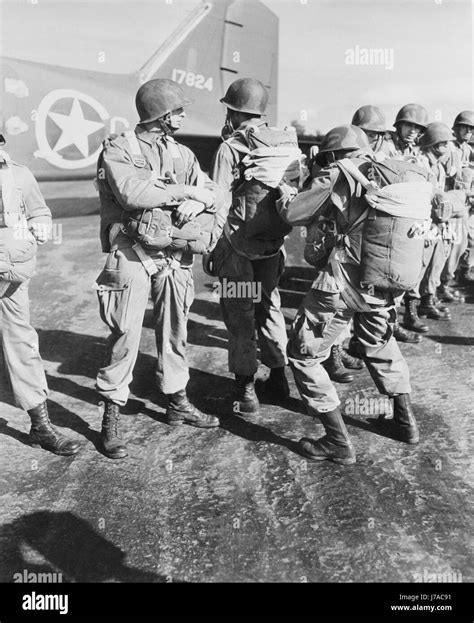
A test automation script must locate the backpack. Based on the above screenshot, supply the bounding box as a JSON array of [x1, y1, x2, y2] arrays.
[[226, 125, 304, 241], [339, 157, 433, 293], [305, 156, 433, 294]]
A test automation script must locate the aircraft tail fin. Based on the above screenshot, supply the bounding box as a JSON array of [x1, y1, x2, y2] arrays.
[[136, 0, 279, 133]]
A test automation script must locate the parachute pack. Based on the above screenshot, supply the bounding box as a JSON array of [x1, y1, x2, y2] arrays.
[[226, 124, 305, 241], [305, 156, 434, 296]]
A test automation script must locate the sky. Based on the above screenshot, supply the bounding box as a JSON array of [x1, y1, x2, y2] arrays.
[[264, 0, 473, 131], [1, 0, 472, 133]]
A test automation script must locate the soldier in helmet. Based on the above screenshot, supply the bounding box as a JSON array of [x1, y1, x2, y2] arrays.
[[387, 107, 448, 331], [352, 105, 421, 345], [390, 103, 429, 160], [434, 117, 471, 300], [94, 79, 223, 459], [352, 105, 389, 154], [404, 122, 467, 328], [209, 78, 291, 414], [449, 110, 474, 284], [0, 118, 80, 456], [277, 125, 429, 465]]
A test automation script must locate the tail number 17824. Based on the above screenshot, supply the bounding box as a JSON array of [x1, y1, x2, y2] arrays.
[[171, 69, 213, 91]]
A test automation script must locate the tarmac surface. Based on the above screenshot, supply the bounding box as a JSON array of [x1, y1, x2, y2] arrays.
[[0, 181, 473, 583]]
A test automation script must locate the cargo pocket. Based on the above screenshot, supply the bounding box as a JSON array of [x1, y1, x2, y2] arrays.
[[94, 251, 133, 335]]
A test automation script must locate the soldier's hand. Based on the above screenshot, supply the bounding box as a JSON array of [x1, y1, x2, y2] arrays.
[[174, 200, 205, 227], [29, 222, 51, 245], [186, 187, 215, 209], [277, 182, 298, 203]]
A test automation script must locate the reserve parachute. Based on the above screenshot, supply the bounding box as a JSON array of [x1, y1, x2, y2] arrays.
[[98, 131, 219, 255]]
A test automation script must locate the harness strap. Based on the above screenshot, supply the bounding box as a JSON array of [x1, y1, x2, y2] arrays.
[[165, 136, 186, 184], [132, 243, 158, 276]]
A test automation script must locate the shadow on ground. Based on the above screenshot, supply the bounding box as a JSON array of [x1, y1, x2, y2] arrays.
[[0, 510, 169, 582]]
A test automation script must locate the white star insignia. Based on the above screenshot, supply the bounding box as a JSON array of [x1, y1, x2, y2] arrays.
[[48, 98, 104, 157]]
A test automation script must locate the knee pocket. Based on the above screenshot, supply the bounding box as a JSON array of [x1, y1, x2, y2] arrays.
[[96, 281, 132, 336], [289, 312, 328, 358]]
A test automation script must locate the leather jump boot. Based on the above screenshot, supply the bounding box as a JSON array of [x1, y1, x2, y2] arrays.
[[340, 348, 364, 369], [437, 283, 456, 302], [234, 375, 260, 414], [28, 401, 80, 456], [262, 366, 290, 401], [391, 394, 420, 444], [403, 297, 429, 333], [322, 345, 354, 383], [393, 314, 422, 343], [418, 294, 451, 320], [166, 389, 219, 428], [299, 406, 356, 465], [100, 399, 128, 459]]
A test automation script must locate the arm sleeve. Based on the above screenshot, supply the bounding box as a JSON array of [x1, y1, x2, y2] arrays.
[[277, 167, 338, 226], [102, 139, 182, 211], [22, 168, 52, 225], [181, 146, 223, 211], [208, 142, 239, 238]]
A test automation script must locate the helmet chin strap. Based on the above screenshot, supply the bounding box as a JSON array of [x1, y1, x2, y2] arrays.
[[157, 113, 175, 136], [221, 112, 235, 141], [373, 134, 383, 153]]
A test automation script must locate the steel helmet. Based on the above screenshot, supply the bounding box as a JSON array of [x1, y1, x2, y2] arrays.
[[453, 110, 474, 128], [135, 79, 193, 123], [351, 105, 387, 132], [394, 103, 429, 129], [220, 78, 268, 115], [419, 122, 454, 148], [319, 124, 370, 153]]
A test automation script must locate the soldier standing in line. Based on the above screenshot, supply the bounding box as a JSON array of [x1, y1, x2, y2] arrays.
[[276, 125, 432, 465], [405, 123, 468, 328], [351, 105, 421, 345], [209, 78, 293, 415], [385, 104, 449, 331], [388, 103, 429, 160], [443, 111, 474, 287], [95, 79, 223, 459], [0, 119, 80, 456]]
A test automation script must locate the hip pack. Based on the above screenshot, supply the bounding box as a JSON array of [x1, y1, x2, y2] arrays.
[[227, 125, 304, 241]]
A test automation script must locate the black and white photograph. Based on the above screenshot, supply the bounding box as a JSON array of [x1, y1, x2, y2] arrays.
[[0, 0, 472, 618]]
